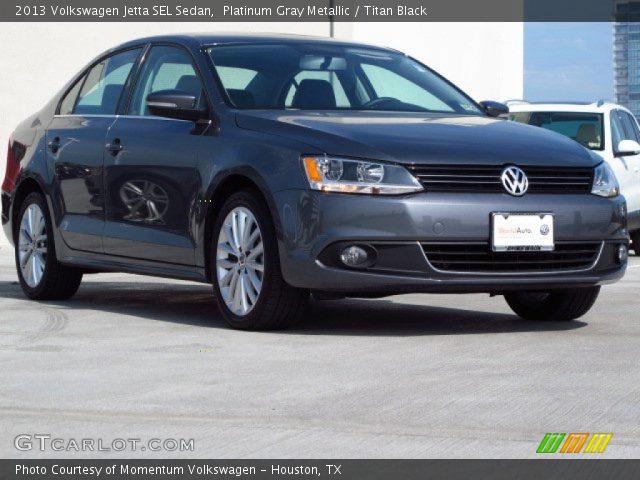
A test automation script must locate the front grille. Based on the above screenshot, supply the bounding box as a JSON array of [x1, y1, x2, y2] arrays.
[[407, 164, 593, 194], [422, 241, 602, 273]]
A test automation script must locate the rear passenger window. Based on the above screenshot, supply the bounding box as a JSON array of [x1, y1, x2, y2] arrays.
[[73, 48, 141, 115], [59, 77, 84, 115]]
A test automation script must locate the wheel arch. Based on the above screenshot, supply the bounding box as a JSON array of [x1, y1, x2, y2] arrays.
[[202, 171, 281, 282], [11, 177, 47, 242]]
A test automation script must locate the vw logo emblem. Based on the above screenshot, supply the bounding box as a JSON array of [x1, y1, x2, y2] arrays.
[[501, 166, 529, 196], [540, 224, 550, 236]]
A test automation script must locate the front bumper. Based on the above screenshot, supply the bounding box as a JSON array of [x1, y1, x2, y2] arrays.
[[274, 190, 628, 294]]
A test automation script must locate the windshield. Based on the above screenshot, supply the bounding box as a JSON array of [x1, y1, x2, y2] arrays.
[[509, 111, 604, 151], [206, 43, 482, 114]]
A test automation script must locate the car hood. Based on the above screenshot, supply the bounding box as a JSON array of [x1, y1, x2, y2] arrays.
[[235, 110, 599, 167]]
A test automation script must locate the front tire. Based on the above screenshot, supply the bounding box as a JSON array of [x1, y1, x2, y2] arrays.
[[14, 192, 83, 300], [211, 189, 308, 330], [504, 286, 600, 322]]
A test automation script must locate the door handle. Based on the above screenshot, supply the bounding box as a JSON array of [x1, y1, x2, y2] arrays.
[[47, 137, 61, 154], [106, 138, 123, 156]]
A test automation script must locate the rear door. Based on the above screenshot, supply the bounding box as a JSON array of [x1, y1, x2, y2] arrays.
[[102, 44, 208, 265], [47, 47, 142, 252]]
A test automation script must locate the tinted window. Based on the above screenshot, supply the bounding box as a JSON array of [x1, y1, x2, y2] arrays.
[[129, 45, 204, 116], [74, 48, 141, 115], [284, 71, 350, 108], [510, 111, 604, 150], [611, 111, 625, 149], [59, 77, 84, 115], [216, 66, 258, 89], [207, 44, 482, 114], [619, 111, 640, 142], [361, 63, 454, 112]]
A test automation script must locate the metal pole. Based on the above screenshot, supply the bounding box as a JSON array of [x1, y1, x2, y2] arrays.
[[329, 0, 335, 37]]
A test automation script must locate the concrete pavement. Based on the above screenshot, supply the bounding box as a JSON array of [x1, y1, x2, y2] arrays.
[[0, 241, 639, 458]]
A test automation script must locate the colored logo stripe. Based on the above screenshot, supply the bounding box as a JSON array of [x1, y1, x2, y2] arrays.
[[584, 433, 613, 453], [537, 433, 613, 454], [537, 433, 565, 453], [560, 433, 589, 453]]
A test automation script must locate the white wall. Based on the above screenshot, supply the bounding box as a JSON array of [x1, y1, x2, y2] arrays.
[[336, 22, 524, 102], [0, 22, 523, 181]]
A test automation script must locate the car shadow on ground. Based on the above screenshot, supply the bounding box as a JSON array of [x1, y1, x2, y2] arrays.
[[0, 280, 587, 336]]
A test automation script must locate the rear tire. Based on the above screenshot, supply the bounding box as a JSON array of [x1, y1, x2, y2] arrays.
[[14, 192, 83, 300], [631, 230, 640, 256], [504, 286, 600, 322], [210, 189, 308, 330]]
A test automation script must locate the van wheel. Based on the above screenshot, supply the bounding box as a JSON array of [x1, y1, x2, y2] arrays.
[[504, 287, 600, 322], [15, 192, 83, 300], [631, 230, 640, 256], [211, 189, 309, 330]]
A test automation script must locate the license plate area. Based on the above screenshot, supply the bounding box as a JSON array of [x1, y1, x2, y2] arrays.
[[491, 213, 554, 252]]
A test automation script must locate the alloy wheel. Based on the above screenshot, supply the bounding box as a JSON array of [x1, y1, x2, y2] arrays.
[[18, 203, 47, 288], [216, 207, 264, 316]]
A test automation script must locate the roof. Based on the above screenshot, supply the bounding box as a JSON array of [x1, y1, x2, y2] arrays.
[[114, 32, 398, 53]]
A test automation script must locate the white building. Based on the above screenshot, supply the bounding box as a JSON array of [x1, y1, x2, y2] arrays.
[[0, 22, 523, 183]]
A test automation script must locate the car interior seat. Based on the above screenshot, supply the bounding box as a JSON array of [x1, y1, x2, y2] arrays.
[[576, 123, 600, 148], [291, 79, 336, 109]]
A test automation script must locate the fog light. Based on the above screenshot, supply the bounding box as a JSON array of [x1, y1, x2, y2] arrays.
[[340, 245, 369, 268], [617, 244, 628, 264]]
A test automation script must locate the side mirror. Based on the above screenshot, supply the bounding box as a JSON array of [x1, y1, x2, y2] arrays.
[[616, 139, 640, 157], [479, 100, 509, 118], [146, 90, 208, 122]]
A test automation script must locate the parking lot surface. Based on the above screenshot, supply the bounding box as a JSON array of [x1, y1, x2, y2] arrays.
[[1, 242, 639, 458]]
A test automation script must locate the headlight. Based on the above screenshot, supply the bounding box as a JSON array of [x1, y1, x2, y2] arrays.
[[591, 162, 619, 198], [302, 156, 423, 195]]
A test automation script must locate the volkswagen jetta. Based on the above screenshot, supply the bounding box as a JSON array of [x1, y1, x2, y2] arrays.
[[1, 34, 628, 329]]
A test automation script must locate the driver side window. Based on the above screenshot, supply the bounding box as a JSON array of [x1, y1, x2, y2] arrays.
[[129, 45, 204, 116]]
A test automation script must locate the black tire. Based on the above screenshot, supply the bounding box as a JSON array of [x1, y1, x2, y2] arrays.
[[504, 286, 600, 322], [210, 189, 308, 330], [631, 230, 640, 256], [14, 192, 83, 300]]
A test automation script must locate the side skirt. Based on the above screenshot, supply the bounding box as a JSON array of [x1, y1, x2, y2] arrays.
[[59, 253, 207, 283]]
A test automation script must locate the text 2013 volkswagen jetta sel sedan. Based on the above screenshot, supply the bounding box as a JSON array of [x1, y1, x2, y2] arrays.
[[1, 34, 629, 329]]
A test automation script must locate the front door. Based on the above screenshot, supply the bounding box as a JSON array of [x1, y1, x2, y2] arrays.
[[102, 45, 208, 265]]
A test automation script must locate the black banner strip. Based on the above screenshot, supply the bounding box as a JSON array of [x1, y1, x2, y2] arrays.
[[2, 459, 640, 480], [0, 0, 632, 23]]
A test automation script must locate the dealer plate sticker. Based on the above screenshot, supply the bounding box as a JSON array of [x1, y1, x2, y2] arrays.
[[492, 213, 554, 252]]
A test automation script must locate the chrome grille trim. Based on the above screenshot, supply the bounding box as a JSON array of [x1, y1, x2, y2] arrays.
[[407, 164, 593, 193]]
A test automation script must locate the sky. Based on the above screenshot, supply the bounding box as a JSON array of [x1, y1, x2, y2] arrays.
[[524, 22, 613, 102]]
